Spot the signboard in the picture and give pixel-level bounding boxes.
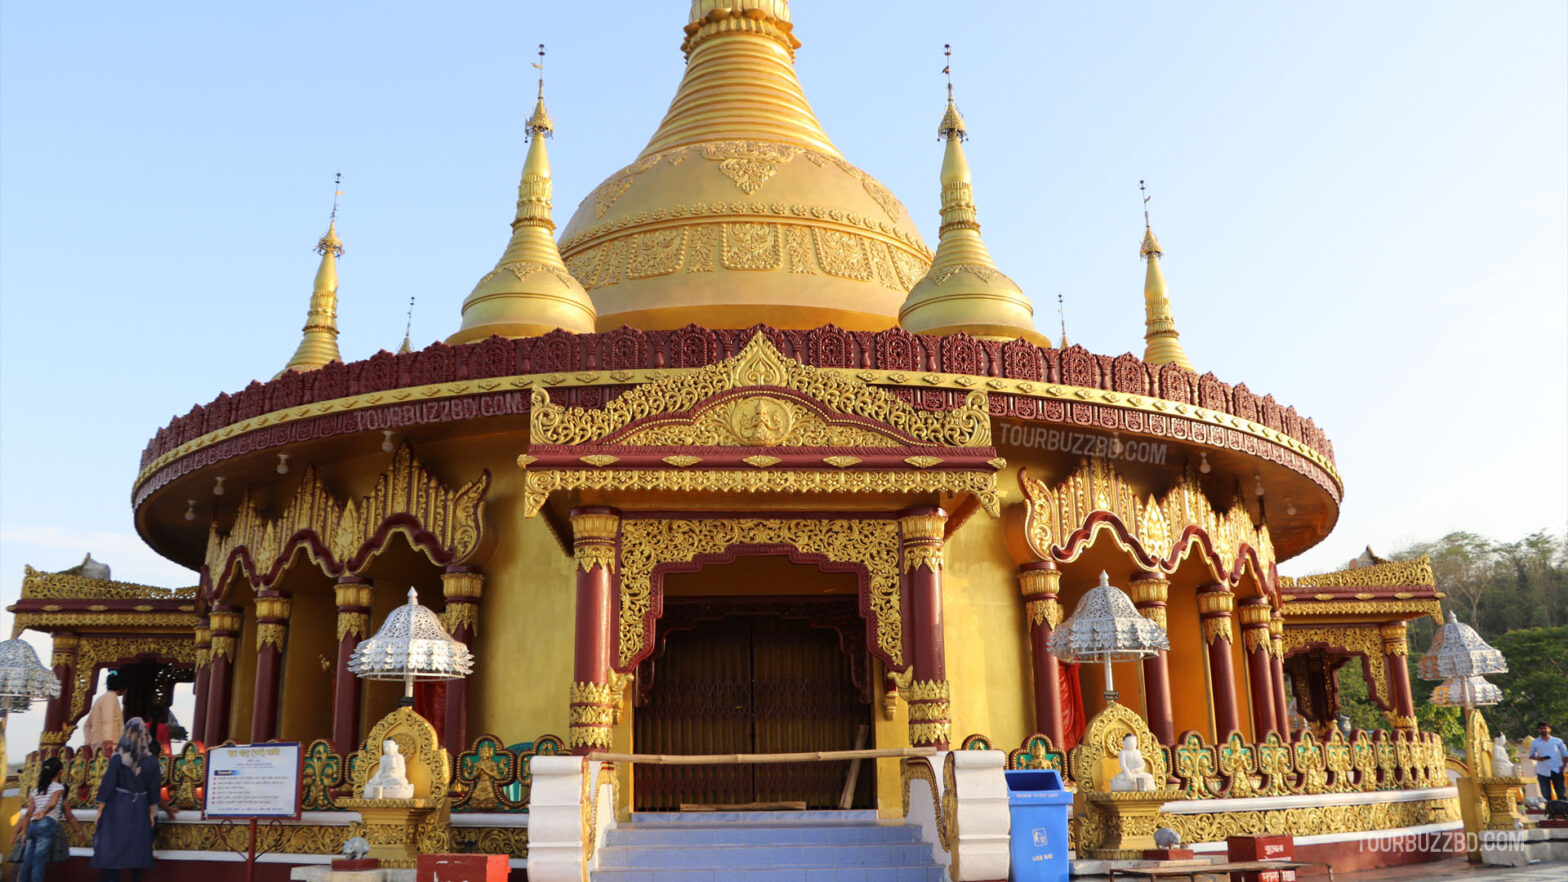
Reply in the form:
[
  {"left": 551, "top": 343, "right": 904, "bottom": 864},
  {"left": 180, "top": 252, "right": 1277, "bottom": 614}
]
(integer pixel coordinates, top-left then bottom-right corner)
[{"left": 204, "top": 742, "right": 303, "bottom": 820}]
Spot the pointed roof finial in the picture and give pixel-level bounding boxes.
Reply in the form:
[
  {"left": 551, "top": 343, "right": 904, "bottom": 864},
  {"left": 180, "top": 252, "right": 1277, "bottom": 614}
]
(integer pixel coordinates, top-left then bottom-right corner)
[
  {"left": 398, "top": 296, "right": 415, "bottom": 354},
  {"left": 526, "top": 44, "right": 554, "bottom": 139},
  {"left": 1058, "top": 293, "right": 1070, "bottom": 348},
  {"left": 448, "top": 51, "right": 594, "bottom": 344},
  {"left": 280, "top": 174, "right": 346, "bottom": 376},
  {"left": 938, "top": 43, "right": 966, "bottom": 141},
  {"left": 1138, "top": 179, "right": 1193, "bottom": 371},
  {"left": 900, "top": 49, "right": 1046, "bottom": 346}
]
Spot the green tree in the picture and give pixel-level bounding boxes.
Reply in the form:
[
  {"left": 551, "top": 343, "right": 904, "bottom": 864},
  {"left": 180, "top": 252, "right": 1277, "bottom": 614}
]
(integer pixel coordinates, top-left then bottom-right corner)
[{"left": 1487, "top": 625, "right": 1568, "bottom": 739}]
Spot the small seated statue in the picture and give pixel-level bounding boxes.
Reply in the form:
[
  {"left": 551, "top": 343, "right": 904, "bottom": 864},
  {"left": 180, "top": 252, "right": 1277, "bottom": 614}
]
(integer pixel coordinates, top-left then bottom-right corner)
[
  {"left": 1110, "top": 733, "right": 1158, "bottom": 792},
  {"left": 1493, "top": 735, "right": 1515, "bottom": 776},
  {"left": 363, "top": 739, "right": 415, "bottom": 799}
]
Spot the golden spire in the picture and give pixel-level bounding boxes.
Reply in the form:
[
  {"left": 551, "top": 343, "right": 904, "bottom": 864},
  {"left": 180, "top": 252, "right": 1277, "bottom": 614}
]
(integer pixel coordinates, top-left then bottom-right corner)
[
  {"left": 900, "top": 46, "right": 1047, "bottom": 346},
  {"left": 449, "top": 46, "right": 595, "bottom": 344},
  {"left": 641, "top": 1, "right": 832, "bottom": 156},
  {"left": 1139, "top": 180, "right": 1194, "bottom": 371},
  {"left": 280, "top": 174, "right": 345, "bottom": 376},
  {"left": 1058, "top": 293, "right": 1070, "bottom": 348},
  {"left": 397, "top": 297, "right": 414, "bottom": 354}
]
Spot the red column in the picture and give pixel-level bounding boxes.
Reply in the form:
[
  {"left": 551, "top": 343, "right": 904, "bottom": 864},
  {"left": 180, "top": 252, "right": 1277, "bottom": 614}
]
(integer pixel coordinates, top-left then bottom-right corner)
[
  {"left": 1130, "top": 573, "right": 1176, "bottom": 746},
  {"left": 901, "top": 507, "right": 950, "bottom": 750},
  {"left": 1270, "top": 613, "right": 1290, "bottom": 735},
  {"left": 1018, "top": 562, "right": 1065, "bottom": 748},
  {"left": 1238, "top": 599, "right": 1278, "bottom": 738},
  {"left": 249, "top": 593, "right": 291, "bottom": 742},
  {"left": 1197, "top": 583, "right": 1241, "bottom": 739},
  {"left": 442, "top": 568, "right": 483, "bottom": 751},
  {"left": 569, "top": 507, "right": 620, "bottom": 755},
  {"left": 40, "top": 634, "right": 78, "bottom": 754},
  {"left": 332, "top": 577, "right": 372, "bottom": 755},
  {"left": 1381, "top": 622, "right": 1417, "bottom": 731},
  {"left": 204, "top": 608, "right": 242, "bottom": 744},
  {"left": 190, "top": 623, "right": 211, "bottom": 745}
]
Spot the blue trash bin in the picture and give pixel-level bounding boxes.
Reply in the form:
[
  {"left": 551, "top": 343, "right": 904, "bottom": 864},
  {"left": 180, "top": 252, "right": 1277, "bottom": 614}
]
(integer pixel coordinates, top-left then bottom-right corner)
[{"left": 1005, "top": 768, "right": 1073, "bottom": 882}]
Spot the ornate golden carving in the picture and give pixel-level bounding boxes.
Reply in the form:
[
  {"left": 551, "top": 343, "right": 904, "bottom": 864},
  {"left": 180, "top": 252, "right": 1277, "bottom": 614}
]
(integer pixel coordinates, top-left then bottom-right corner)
[
  {"left": 1244, "top": 628, "right": 1272, "bottom": 657},
  {"left": 1019, "top": 461, "right": 1278, "bottom": 588},
  {"left": 663, "top": 454, "right": 702, "bottom": 467},
  {"left": 1281, "top": 626, "right": 1392, "bottom": 709},
  {"left": 1155, "top": 797, "right": 1459, "bottom": 846},
  {"left": 573, "top": 511, "right": 620, "bottom": 575},
  {"left": 523, "top": 467, "right": 1000, "bottom": 520},
  {"left": 909, "top": 722, "right": 952, "bottom": 746},
  {"left": 348, "top": 706, "right": 450, "bottom": 800},
  {"left": 899, "top": 510, "right": 946, "bottom": 574},
  {"left": 529, "top": 334, "right": 991, "bottom": 449},
  {"left": 334, "top": 582, "right": 372, "bottom": 609},
  {"left": 1278, "top": 556, "right": 1434, "bottom": 590},
  {"left": 742, "top": 454, "right": 782, "bottom": 468},
  {"left": 903, "top": 679, "right": 951, "bottom": 702},
  {"left": 1281, "top": 598, "right": 1444, "bottom": 622},
  {"left": 1026, "top": 599, "right": 1063, "bottom": 629},
  {"left": 255, "top": 595, "right": 291, "bottom": 620},
  {"left": 1379, "top": 621, "right": 1409, "bottom": 656},
  {"left": 257, "top": 623, "right": 287, "bottom": 650},
  {"left": 440, "top": 604, "right": 478, "bottom": 636},
  {"left": 823, "top": 455, "right": 861, "bottom": 468},
  {"left": 205, "top": 444, "right": 488, "bottom": 591},
  {"left": 18, "top": 566, "right": 198, "bottom": 600},
  {"left": 622, "top": 393, "right": 913, "bottom": 449},
  {"left": 1072, "top": 702, "right": 1169, "bottom": 791},
  {"left": 441, "top": 571, "right": 484, "bottom": 600},
  {"left": 580, "top": 454, "right": 620, "bottom": 467},
  {"left": 900, "top": 759, "right": 950, "bottom": 851},
  {"left": 337, "top": 611, "right": 369, "bottom": 642},
  {"left": 618, "top": 517, "right": 902, "bottom": 667}
]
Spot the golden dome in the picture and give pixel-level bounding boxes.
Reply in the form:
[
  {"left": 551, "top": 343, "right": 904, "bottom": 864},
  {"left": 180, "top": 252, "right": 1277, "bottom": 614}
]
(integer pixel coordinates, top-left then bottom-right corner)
[{"left": 557, "top": 0, "right": 932, "bottom": 332}]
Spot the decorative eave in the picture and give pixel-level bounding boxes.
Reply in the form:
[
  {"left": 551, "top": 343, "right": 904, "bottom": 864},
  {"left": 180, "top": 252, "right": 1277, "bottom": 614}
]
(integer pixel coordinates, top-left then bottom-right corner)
[
  {"left": 8, "top": 566, "right": 199, "bottom": 636},
  {"left": 1278, "top": 556, "right": 1443, "bottom": 623},
  {"left": 519, "top": 334, "right": 1003, "bottom": 519}
]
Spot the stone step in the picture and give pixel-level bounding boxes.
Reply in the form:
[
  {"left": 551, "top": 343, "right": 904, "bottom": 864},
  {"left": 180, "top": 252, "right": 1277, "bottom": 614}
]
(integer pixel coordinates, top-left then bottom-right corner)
[
  {"left": 607, "top": 823, "right": 922, "bottom": 846},
  {"left": 626, "top": 810, "right": 882, "bottom": 826},
  {"left": 598, "top": 841, "right": 935, "bottom": 869}
]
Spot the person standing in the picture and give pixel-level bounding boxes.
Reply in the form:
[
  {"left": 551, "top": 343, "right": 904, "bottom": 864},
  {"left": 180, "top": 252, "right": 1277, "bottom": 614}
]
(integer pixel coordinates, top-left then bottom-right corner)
[
  {"left": 1528, "top": 720, "right": 1567, "bottom": 802},
  {"left": 91, "top": 718, "right": 161, "bottom": 882},
  {"left": 10, "top": 757, "right": 84, "bottom": 882},
  {"left": 83, "top": 672, "right": 125, "bottom": 753}
]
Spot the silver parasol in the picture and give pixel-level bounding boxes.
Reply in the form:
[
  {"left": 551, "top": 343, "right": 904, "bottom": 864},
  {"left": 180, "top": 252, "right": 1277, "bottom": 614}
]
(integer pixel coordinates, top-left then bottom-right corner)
[
  {"left": 1418, "top": 611, "right": 1507, "bottom": 681},
  {"left": 348, "top": 587, "right": 474, "bottom": 705},
  {"left": 1047, "top": 571, "right": 1169, "bottom": 702},
  {"left": 0, "top": 637, "right": 60, "bottom": 714}
]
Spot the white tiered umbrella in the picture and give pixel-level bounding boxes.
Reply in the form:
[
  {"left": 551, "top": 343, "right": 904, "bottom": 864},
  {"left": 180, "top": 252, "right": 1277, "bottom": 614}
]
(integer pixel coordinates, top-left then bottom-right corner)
[
  {"left": 348, "top": 587, "right": 474, "bottom": 705},
  {"left": 1048, "top": 571, "right": 1169, "bottom": 703}
]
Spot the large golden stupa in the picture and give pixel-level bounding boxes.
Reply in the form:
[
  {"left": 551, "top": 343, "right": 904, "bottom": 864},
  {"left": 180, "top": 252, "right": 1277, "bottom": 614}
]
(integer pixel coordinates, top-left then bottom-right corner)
[{"left": 9, "top": 1, "right": 1483, "bottom": 876}]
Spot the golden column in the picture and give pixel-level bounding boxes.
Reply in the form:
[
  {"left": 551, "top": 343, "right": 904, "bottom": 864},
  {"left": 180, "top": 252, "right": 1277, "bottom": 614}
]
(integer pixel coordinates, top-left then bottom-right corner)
[
  {"left": 332, "top": 577, "right": 373, "bottom": 754},
  {"left": 441, "top": 569, "right": 484, "bottom": 749},
  {"left": 250, "top": 593, "right": 291, "bottom": 742},
  {"left": 1238, "top": 599, "right": 1279, "bottom": 737},
  {"left": 901, "top": 507, "right": 950, "bottom": 750},
  {"left": 190, "top": 623, "right": 211, "bottom": 745},
  {"left": 1196, "top": 584, "right": 1241, "bottom": 738},
  {"left": 1018, "top": 563, "right": 1065, "bottom": 748},
  {"left": 40, "top": 633, "right": 78, "bottom": 752},
  {"left": 1380, "top": 622, "right": 1417, "bottom": 731},
  {"left": 1129, "top": 572, "right": 1175, "bottom": 745},
  {"left": 204, "top": 608, "right": 243, "bottom": 745},
  {"left": 1269, "top": 611, "right": 1291, "bottom": 735},
  {"left": 569, "top": 508, "right": 620, "bottom": 754}
]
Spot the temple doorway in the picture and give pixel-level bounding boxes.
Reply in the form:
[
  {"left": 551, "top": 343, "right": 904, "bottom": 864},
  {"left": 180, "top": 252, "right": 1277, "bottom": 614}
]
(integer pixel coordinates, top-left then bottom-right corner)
[{"left": 633, "top": 602, "right": 875, "bottom": 811}]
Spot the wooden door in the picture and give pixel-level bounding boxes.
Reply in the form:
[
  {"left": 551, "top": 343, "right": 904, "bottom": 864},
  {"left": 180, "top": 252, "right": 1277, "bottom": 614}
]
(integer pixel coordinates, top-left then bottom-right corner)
[{"left": 634, "top": 614, "right": 870, "bottom": 811}]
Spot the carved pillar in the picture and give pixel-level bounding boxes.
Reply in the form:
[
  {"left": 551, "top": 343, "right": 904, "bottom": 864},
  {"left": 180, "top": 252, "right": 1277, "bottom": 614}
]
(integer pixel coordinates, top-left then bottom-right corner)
[
  {"left": 1018, "top": 562, "right": 1065, "bottom": 748},
  {"left": 901, "top": 507, "right": 950, "bottom": 750},
  {"left": 442, "top": 568, "right": 483, "bottom": 750},
  {"left": 1129, "top": 573, "right": 1176, "bottom": 746},
  {"left": 1197, "top": 583, "right": 1241, "bottom": 739},
  {"left": 40, "top": 634, "right": 78, "bottom": 752},
  {"left": 205, "top": 608, "right": 242, "bottom": 745},
  {"left": 1269, "top": 613, "right": 1290, "bottom": 735},
  {"left": 250, "top": 593, "right": 291, "bottom": 743},
  {"left": 569, "top": 507, "right": 619, "bottom": 755},
  {"left": 1380, "top": 622, "right": 1417, "bottom": 731},
  {"left": 332, "top": 577, "right": 372, "bottom": 755},
  {"left": 191, "top": 623, "right": 212, "bottom": 745},
  {"left": 1238, "top": 599, "right": 1278, "bottom": 738}
]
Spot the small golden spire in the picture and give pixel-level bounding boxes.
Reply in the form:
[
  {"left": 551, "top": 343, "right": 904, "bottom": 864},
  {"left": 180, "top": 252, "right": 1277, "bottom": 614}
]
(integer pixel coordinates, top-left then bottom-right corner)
[
  {"left": 900, "top": 46, "right": 1047, "bottom": 346},
  {"left": 398, "top": 296, "right": 414, "bottom": 354},
  {"left": 1139, "top": 180, "right": 1194, "bottom": 371},
  {"left": 449, "top": 46, "right": 595, "bottom": 344},
  {"left": 280, "top": 174, "right": 346, "bottom": 376},
  {"left": 1058, "top": 293, "right": 1070, "bottom": 348}
]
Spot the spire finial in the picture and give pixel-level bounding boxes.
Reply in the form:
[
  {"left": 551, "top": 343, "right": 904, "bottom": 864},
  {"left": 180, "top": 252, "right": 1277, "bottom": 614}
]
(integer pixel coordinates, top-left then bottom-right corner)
[
  {"left": 399, "top": 296, "right": 415, "bottom": 354},
  {"left": 938, "top": 44, "right": 966, "bottom": 141},
  {"left": 1139, "top": 179, "right": 1161, "bottom": 258},
  {"left": 1058, "top": 293, "right": 1070, "bottom": 348},
  {"left": 317, "top": 172, "right": 344, "bottom": 257},
  {"left": 1140, "top": 179, "right": 1151, "bottom": 230},
  {"left": 1138, "top": 179, "right": 1192, "bottom": 371},
  {"left": 526, "top": 44, "right": 554, "bottom": 139}
]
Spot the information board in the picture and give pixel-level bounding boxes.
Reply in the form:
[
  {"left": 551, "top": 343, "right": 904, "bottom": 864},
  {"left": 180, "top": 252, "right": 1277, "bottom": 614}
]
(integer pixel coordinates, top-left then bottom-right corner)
[{"left": 204, "top": 742, "right": 303, "bottom": 820}]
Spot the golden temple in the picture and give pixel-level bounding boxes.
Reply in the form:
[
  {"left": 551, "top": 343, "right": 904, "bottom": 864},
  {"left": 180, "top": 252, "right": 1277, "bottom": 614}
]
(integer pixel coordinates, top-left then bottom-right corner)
[{"left": 9, "top": 2, "right": 1513, "bottom": 878}]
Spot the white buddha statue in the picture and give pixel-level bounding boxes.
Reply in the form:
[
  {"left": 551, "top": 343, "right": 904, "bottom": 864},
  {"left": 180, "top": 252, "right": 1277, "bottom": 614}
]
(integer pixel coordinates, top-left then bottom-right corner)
[
  {"left": 1111, "top": 733, "right": 1158, "bottom": 792},
  {"left": 1493, "top": 735, "right": 1515, "bottom": 776},
  {"left": 363, "top": 739, "right": 415, "bottom": 799}
]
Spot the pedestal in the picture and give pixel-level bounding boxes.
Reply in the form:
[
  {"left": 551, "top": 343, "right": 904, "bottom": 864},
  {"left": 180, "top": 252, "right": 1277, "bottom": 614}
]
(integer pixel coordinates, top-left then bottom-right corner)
[
  {"left": 1476, "top": 776, "right": 1531, "bottom": 830},
  {"left": 1077, "top": 790, "right": 1185, "bottom": 859},
  {"left": 336, "top": 799, "right": 442, "bottom": 868}
]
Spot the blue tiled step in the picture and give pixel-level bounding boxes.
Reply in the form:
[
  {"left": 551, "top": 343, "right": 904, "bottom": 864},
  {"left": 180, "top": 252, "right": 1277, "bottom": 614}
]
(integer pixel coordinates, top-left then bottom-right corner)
[
  {"left": 593, "top": 869, "right": 945, "bottom": 882},
  {"left": 627, "top": 810, "right": 881, "bottom": 825},
  {"left": 600, "top": 841, "right": 934, "bottom": 868}
]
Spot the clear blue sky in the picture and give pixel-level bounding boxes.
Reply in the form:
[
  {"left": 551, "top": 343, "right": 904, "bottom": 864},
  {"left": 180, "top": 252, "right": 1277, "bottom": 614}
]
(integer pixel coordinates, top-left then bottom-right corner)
[{"left": 2, "top": 2, "right": 1564, "bottom": 751}]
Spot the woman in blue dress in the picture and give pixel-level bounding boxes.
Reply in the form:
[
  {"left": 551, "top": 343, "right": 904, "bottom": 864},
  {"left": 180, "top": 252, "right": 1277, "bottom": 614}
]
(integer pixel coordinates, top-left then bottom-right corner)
[{"left": 91, "top": 718, "right": 160, "bottom": 882}]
